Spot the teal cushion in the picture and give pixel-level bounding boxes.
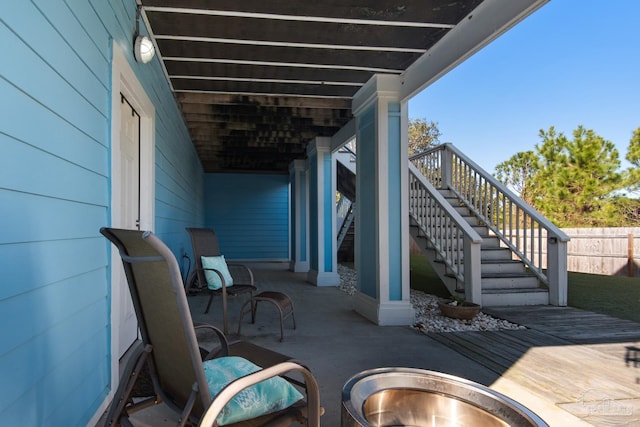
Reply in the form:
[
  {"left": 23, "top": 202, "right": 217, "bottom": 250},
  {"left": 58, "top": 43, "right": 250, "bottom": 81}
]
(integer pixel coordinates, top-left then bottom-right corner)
[
  {"left": 201, "top": 255, "right": 234, "bottom": 290},
  {"left": 203, "top": 356, "right": 304, "bottom": 425}
]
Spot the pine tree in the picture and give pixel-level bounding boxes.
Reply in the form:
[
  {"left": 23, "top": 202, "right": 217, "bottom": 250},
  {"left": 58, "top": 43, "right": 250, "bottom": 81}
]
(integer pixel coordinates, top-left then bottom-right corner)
[
  {"left": 624, "top": 127, "right": 640, "bottom": 194},
  {"left": 531, "top": 126, "right": 621, "bottom": 226},
  {"left": 408, "top": 118, "right": 441, "bottom": 155}
]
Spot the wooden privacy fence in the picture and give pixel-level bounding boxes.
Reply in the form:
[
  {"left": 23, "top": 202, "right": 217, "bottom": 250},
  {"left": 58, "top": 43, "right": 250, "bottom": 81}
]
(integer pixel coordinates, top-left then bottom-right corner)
[{"left": 503, "top": 227, "right": 640, "bottom": 278}]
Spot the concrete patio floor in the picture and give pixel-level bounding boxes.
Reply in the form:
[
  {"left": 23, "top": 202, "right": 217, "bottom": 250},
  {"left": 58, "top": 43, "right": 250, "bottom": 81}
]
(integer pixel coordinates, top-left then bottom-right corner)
[{"left": 122, "top": 262, "right": 640, "bottom": 426}]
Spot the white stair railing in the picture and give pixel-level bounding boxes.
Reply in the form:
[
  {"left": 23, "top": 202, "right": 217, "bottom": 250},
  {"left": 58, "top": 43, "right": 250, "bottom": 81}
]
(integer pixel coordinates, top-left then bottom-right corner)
[
  {"left": 337, "top": 195, "right": 354, "bottom": 248},
  {"left": 408, "top": 162, "right": 484, "bottom": 304},
  {"left": 411, "top": 143, "right": 569, "bottom": 306},
  {"left": 336, "top": 143, "right": 356, "bottom": 250}
]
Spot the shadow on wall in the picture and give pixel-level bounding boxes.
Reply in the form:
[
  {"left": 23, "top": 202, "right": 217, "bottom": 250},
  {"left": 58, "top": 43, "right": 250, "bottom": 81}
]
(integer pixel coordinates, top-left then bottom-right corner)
[{"left": 614, "top": 261, "right": 640, "bottom": 278}]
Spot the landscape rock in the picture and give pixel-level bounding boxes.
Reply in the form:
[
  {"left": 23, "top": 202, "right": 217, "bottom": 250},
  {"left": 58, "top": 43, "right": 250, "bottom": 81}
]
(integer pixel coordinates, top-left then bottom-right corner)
[{"left": 337, "top": 265, "right": 524, "bottom": 333}]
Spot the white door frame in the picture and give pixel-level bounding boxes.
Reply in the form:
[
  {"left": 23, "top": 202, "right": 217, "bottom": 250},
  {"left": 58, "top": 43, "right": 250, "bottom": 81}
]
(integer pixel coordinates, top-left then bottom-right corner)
[{"left": 107, "top": 40, "right": 155, "bottom": 404}]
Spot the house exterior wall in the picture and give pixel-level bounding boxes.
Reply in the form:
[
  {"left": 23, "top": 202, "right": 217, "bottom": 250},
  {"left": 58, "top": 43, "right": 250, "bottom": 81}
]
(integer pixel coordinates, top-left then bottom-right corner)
[
  {"left": 0, "top": 1, "right": 203, "bottom": 425},
  {"left": 204, "top": 173, "right": 289, "bottom": 260}
]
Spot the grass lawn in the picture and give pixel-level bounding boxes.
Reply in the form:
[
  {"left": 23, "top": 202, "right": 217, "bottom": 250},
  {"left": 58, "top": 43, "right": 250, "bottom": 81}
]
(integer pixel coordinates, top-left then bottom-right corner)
[
  {"left": 408, "top": 255, "right": 640, "bottom": 322},
  {"left": 567, "top": 271, "right": 640, "bottom": 323},
  {"left": 342, "top": 255, "right": 450, "bottom": 297},
  {"left": 409, "top": 255, "right": 451, "bottom": 298}
]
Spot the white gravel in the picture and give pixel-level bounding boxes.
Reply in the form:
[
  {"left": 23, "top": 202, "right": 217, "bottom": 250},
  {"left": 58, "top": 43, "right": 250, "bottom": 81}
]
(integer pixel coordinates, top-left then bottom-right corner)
[{"left": 337, "top": 264, "right": 525, "bottom": 333}]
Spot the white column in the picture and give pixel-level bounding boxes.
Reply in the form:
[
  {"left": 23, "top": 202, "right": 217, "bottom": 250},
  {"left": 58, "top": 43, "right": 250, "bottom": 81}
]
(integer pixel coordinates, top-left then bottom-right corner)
[
  {"left": 289, "top": 159, "right": 309, "bottom": 272},
  {"left": 352, "top": 75, "right": 415, "bottom": 325},
  {"left": 547, "top": 237, "right": 568, "bottom": 306},
  {"left": 306, "top": 137, "right": 340, "bottom": 286}
]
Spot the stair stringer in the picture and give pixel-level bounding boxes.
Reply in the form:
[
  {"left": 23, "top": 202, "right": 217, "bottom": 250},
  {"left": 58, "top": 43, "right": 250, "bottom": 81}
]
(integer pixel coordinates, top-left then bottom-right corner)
[{"left": 409, "top": 217, "right": 462, "bottom": 296}]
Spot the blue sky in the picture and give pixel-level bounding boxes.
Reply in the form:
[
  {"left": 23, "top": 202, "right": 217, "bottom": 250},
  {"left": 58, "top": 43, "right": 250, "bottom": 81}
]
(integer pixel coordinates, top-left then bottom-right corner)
[{"left": 409, "top": 0, "right": 640, "bottom": 173}]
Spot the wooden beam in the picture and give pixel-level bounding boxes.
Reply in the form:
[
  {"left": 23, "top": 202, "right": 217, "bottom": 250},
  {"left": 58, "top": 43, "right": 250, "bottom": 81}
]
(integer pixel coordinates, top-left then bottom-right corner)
[
  {"left": 143, "top": 0, "right": 481, "bottom": 26},
  {"left": 176, "top": 92, "right": 352, "bottom": 109}
]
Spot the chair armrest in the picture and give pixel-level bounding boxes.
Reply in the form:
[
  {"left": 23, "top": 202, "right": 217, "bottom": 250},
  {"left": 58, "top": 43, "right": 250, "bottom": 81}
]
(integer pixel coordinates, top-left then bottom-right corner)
[
  {"left": 194, "top": 323, "right": 230, "bottom": 359},
  {"left": 199, "top": 361, "right": 321, "bottom": 427},
  {"left": 200, "top": 264, "right": 254, "bottom": 288},
  {"left": 226, "top": 263, "right": 255, "bottom": 286},
  {"left": 199, "top": 268, "right": 232, "bottom": 300},
  {"left": 200, "top": 267, "right": 232, "bottom": 290}
]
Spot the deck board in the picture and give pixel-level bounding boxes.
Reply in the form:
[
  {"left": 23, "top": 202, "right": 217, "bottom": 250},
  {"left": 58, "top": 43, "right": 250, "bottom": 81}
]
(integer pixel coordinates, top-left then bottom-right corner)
[
  {"left": 428, "top": 306, "right": 640, "bottom": 426},
  {"left": 483, "top": 306, "right": 640, "bottom": 343},
  {"left": 428, "top": 332, "right": 523, "bottom": 373}
]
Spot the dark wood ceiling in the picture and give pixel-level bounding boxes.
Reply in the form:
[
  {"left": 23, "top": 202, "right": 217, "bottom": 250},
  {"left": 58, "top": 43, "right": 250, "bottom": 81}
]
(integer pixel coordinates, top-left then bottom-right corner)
[{"left": 138, "top": 0, "right": 492, "bottom": 173}]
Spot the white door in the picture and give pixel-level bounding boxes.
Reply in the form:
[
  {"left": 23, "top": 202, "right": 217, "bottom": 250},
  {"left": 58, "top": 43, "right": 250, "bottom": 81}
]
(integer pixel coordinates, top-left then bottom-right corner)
[{"left": 117, "top": 95, "right": 141, "bottom": 356}]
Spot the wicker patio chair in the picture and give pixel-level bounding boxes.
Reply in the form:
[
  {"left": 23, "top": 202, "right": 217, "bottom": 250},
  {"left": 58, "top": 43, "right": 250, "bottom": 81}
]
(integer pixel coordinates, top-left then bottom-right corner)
[
  {"left": 100, "top": 227, "right": 320, "bottom": 427},
  {"left": 186, "top": 227, "right": 296, "bottom": 341},
  {"left": 186, "top": 227, "right": 257, "bottom": 334}
]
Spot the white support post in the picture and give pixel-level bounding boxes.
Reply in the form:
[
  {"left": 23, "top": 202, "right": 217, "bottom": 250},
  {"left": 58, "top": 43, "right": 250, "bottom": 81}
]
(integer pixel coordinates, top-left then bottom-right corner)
[
  {"left": 289, "top": 159, "right": 309, "bottom": 273},
  {"left": 351, "top": 75, "right": 414, "bottom": 325},
  {"left": 441, "top": 143, "right": 453, "bottom": 190},
  {"left": 547, "top": 237, "right": 568, "bottom": 306},
  {"left": 464, "top": 238, "right": 483, "bottom": 305},
  {"left": 307, "top": 138, "right": 340, "bottom": 286}
]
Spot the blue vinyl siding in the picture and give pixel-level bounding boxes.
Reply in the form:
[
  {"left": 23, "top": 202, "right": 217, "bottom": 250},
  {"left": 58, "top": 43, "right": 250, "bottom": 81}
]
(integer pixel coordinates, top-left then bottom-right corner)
[
  {"left": 0, "top": 1, "right": 203, "bottom": 426},
  {"left": 204, "top": 174, "right": 290, "bottom": 260}
]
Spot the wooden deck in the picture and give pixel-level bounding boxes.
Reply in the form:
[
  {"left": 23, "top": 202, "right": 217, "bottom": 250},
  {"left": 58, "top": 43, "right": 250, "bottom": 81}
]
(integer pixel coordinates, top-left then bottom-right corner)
[
  {"left": 485, "top": 306, "right": 640, "bottom": 344},
  {"left": 428, "top": 306, "right": 640, "bottom": 426}
]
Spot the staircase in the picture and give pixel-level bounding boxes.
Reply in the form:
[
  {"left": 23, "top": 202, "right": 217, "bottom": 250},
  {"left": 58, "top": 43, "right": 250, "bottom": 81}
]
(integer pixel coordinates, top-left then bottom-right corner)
[
  {"left": 336, "top": 147, "right": 356, "bottom": 263},
  {"left": 337, "top": 195, "right": 355, "bottom": 262},
  {"left": 337, "top": 142, "right": 569, "bottom": 307},
  {"left": 410, "top": 187, "right": 548, "bottom": 306}
]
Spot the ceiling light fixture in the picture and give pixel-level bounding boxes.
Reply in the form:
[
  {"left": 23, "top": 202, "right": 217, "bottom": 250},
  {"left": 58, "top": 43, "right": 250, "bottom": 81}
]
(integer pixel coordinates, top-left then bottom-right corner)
[{"left": 134, "top": 6, "right": 155, "bottom": 63}]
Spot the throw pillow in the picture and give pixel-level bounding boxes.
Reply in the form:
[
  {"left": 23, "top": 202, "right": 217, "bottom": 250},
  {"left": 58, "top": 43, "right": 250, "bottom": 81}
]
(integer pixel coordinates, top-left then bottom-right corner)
[
  {"left": 201, "top": 255, "right": 234, "bottom": 290},
  {"left": 203, "top": 356, "right": 304, "bottom": 425}
]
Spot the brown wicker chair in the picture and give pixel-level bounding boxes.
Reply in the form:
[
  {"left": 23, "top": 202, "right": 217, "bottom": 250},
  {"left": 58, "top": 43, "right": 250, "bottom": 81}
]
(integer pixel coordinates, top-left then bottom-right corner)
[
  {"left": 186, "top": 227, "right": 257, "bottom": 334},
  {"left": 100, "top": 228, "right": 320, "bottom": 427},
  {"left": 186, "top": 228, "right": 296, "bottom": 341}
]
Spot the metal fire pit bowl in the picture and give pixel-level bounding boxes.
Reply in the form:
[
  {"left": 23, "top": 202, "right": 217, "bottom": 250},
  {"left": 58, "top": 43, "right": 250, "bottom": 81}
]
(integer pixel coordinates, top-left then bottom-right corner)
[{"left": 341, "top": 368, "right": 548, "bottom": 427}]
